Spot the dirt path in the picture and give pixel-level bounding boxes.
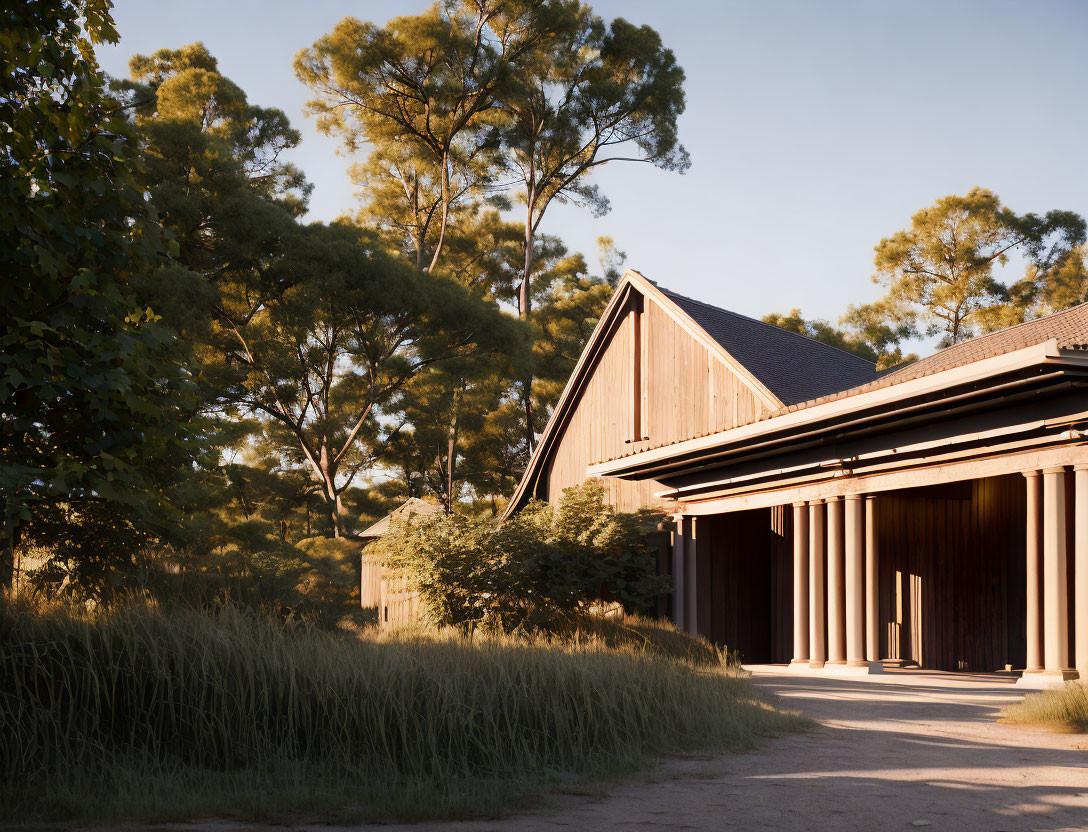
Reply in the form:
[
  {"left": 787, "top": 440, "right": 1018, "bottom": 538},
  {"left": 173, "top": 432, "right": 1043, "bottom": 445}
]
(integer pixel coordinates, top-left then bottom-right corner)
[{"left": 368, "top": 669, "right": 1088, "bottom": 832}]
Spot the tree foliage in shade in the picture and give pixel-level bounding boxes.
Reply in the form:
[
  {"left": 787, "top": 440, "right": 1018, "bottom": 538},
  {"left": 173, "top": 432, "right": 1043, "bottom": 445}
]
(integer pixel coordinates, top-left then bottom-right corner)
[
  {"left": 0, "top": 1, "right": 202, "bottom": 594},
  {"left": 115, "top": 42, "right": 311, "bottom": 361},
  {"left": 220, "top": 221, "right": 524, "bottom": 536},
  {"left": 870, "top": 188, "right": 1086, "bottom": 345}
]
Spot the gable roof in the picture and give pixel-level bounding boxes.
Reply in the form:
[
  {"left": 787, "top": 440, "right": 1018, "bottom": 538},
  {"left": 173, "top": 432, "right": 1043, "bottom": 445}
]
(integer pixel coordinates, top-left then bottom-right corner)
[
  {"left": 503, "top": 269, "right": 883, "bottom": 517},
  {"left": 658, "top": 287, "right": 881, "bottom": 406},
  {"left": 776, "top": 301, "right": 1088, "bottom": 415},
  {"left": 359, "top": 497, "right": 443, "bottom": 540}
]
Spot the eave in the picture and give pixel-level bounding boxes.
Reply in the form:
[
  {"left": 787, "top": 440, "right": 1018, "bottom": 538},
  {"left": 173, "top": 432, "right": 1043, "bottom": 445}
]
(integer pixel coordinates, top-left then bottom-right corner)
[{"left": 587, "top": 340, "right": 1088, "bottom": 484}]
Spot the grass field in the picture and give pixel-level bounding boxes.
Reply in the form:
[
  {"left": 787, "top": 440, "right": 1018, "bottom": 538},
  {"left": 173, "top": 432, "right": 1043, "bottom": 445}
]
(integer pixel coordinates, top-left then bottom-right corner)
[
  {"left": 1000, "top": 682, "right": 1088, "bottom": 733},
  {"left": 0, "top": 597, "right": 807, "bottom": 824}
]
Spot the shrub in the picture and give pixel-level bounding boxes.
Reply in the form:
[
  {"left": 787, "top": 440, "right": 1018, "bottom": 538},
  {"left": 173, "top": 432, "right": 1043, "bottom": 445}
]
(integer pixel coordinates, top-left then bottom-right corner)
[
  {"left": 379, "top": 482, "right": 670, "bottom": 630},
  {"left": 294, "top": 536, "right": 362, "bottom": 606}
]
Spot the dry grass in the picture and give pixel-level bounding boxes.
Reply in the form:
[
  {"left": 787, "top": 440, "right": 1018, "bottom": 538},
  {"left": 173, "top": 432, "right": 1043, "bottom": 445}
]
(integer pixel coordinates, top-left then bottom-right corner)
[
  {"left": 1000, "top": 682, "right": 1088, "bottom": 733},
  {"left": 0, "top": 597, "right": 807, "bottom": 824}
]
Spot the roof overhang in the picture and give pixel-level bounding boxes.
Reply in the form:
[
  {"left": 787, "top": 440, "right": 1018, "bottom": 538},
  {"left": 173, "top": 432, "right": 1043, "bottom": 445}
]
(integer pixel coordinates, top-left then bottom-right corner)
[{"left": 587, "top": 339, "right": 1088, "bottom": 484}]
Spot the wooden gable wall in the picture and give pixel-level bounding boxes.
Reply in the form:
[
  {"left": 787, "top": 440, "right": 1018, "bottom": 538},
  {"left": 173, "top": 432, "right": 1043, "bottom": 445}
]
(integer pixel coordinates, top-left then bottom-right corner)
[{"left": 541, "top": 291, "right": 773, "bottom": 512}]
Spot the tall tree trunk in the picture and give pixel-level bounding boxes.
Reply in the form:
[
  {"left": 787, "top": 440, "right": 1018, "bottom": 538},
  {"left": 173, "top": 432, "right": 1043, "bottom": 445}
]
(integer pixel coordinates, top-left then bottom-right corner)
[
  {"left": 521, "top": 203, "right": 536, "bottom": 456},
  {"left": 0, "top": 498, "right": 20, "bottom": 591},
  {"left": 316, "top": 446, "right": 343, "bottom": 538},
  {"left": 427, "top": 150, "right": 451, "bottom": 273},
  {"left": 446, "top": 383, "right": 462, "bottom": 513},
  {"left": 1, "top": 528, "right": 15, "bottom": 593}
]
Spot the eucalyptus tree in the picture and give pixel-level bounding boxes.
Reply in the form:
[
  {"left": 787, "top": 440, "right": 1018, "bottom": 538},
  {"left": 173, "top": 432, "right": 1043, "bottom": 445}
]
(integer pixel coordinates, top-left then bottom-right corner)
[
  {"left": 298, "top": 2, "right": 689, "bottom": 460},
  {"left": 496, "top": 14, "right": 688, "bottom": 320},
  {"left": 872, "top": 188, "right": 1085, "bottom": 344},
  {"left": 492, "top": 10, "right": 688, "bottom": 450},
  {"left": 295, "top": 1, "right": 579, "bottom": 272}
]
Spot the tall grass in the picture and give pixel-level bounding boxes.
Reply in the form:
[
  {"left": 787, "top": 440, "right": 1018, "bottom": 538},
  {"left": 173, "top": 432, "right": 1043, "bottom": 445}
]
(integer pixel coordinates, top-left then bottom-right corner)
[
  {"left": 1000, "top": 682, "right": 1088, "bottom": 733},
  {"left": 0, "top": 598, "right": 806, "bottom": 823}
]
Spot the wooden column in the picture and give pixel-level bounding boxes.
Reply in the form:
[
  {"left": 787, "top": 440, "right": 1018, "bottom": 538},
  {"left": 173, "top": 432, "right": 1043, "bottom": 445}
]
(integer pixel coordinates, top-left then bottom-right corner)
[
  {"left": 672, "top": 516, "right": 685, "bottom": 631},
  {"left": 1076, "top": 465, "right": 1088, "bottom": 681},
  {"left": 808, "top": 500, "right": 826, "bottom": 668},
  {"left": 1042, "top": 466, "right": 1070, "bottom": 677},
  {"left": 864, "top": 495, "right": 879, "bottom": 663},
  {"left": 845, "top": 495, "right": 866, "bottom": 667},
  {"left": 826, "top": 496, "right": 846, "bottom": 665},
  {"left": 1024, "top": 470, "right": 1043, "bottom": 674},
  {"left": 684, "top": 515, "right": 698, "bottom": 636},
  {"left": 791, "top": 502, "right": 810, "bottom": 665}
]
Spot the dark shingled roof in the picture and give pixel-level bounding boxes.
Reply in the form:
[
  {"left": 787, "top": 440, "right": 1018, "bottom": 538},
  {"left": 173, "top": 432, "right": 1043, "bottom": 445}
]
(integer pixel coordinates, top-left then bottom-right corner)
[
  {"left": 775, "top": 301, "right": 1088, "bottom": 415},
  {"left": 658, "top": 286, "right": 882, "bottom": 406}
]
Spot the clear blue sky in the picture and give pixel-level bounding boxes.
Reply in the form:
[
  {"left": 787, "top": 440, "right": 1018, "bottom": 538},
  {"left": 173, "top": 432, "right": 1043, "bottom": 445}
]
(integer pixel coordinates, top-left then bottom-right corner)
[{"left": 98, "top": 0, "right": 1088, "bottom": 351}]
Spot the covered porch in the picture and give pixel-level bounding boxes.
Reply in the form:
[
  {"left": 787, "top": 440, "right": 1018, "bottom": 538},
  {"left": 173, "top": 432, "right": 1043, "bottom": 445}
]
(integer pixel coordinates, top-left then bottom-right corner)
[
  {"left": 591, "top": 338, "right": 1088, "bottom": 685},
  {"left": 670, "top": 454, "right": 1087, "bottom": 684}
]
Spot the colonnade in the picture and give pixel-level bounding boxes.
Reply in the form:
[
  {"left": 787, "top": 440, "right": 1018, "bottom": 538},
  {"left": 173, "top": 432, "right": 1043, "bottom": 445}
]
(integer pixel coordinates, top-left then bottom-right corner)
[
  {"left": 790, "top": 496, "right": 878, "bottom": 669},
  {"left": 672, "top": 469, "right": 1087, "bottom": 680}
]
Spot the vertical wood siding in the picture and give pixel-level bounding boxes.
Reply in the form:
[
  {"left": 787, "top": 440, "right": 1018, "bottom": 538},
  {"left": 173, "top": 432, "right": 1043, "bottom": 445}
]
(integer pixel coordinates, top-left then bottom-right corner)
[
  {"left": 876, "top": 475, "right": 1028, "bottom": 672},
  {"left": 694, "top": 508, "right": 793, "bottom": 664},
  {"left": 543, "top": 294, "right": 771, "bottom": 511}
]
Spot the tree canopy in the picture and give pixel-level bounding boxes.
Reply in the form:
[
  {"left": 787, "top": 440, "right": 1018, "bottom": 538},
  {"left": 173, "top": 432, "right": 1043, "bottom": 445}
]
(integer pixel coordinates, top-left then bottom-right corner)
[
  {"left": 1, "top": 1, "right": 202, "bottom": 594},
  {"left": 871, "top": 187, "right": 1086, "bottom": 345}
]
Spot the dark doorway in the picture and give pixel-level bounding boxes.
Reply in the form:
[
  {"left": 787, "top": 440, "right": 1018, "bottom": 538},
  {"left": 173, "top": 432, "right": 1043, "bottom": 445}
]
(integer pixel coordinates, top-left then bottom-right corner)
[
  {"left": 876, "top": 474, "right": 1027, "bottom": 672},
  {"left": 697, "top": 507, "right": 793, "bottom": 664}
]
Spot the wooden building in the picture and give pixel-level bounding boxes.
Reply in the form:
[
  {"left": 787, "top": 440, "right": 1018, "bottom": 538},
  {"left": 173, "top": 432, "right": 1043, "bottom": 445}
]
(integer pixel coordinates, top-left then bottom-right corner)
[{"left": 508, "top": 269, "right": 1088, "bottom": 685}]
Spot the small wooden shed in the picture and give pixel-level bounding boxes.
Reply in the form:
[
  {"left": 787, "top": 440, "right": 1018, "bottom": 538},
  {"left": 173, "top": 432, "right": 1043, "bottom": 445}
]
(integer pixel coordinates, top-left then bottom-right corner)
[{"left": 358, "top": 498, "right": 443, "bottom": 621}]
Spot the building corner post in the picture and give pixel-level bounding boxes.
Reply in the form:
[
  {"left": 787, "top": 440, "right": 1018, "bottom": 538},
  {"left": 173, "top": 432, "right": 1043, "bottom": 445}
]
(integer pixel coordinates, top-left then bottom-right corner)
[
  {"left": 791, "top": 502, "right": 810, "bottom": 665},
  {"left": 1074, "top": 465, "right": 1088, "bottom": 681},
  {"left": 684, "top": 515, "right": 698, "bottom": 636},
  {"left": 671, "top": 514, "right": 685, "bottom": 631}
]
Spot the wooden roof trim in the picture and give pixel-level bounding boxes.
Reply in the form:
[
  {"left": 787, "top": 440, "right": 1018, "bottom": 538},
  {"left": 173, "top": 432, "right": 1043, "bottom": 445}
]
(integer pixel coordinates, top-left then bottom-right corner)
[
  {"left": 587, "top": 339, "right": 1066, "bottom": 478},
  {"left": 626, "top": 270, "right": 783, "bottom": 411}
]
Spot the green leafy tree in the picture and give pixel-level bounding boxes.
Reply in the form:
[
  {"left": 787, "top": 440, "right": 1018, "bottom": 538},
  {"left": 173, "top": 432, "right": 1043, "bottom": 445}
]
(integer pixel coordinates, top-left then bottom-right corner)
[
  {"left": 295, "top": 1, "right": 571, "bottom": 271},
  {"left": 221, "top": 221, "right": 523, "bottom": 536},
  {"left": 871, "top": 188, "right": 1085, "bottom": 344},
  {"left": 1, "top": 2, "right": 201, "bottom": 594}
]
